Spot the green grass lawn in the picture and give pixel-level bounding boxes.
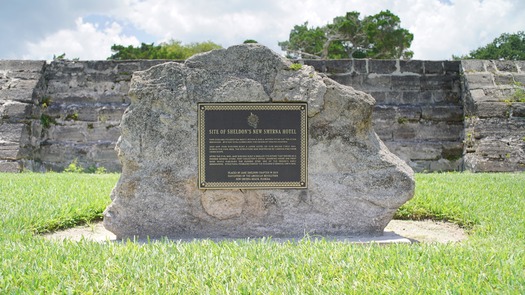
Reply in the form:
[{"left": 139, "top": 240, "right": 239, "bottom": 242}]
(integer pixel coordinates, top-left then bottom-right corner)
[{"left": 1, "top": 172, "right": 524, "bottom": 294}]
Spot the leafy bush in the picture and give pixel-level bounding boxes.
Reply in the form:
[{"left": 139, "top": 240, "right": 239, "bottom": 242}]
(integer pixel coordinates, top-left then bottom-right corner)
[{"left": 63, "top": 158, "right": 84, "bottom": 173}]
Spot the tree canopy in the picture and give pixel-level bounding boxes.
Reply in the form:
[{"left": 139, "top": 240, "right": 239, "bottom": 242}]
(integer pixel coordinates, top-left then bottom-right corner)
[
  {"left": 108, "top": 40, "right": 222, "bottom": 60},
  {"left": 279, "top": 10, "right": 414, "bottom": 60},
  {"left": 454, "top": 31, "right": 525, "bottom": 60}
]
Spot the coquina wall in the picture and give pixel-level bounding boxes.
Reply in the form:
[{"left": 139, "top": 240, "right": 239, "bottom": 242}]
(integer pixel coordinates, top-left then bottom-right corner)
[
  {"left": 303, "top": 59, "right": 464, "bottom": 171},
  {"left": 461, "top": 60, "right": 525, "bottom": 172},
  {"left": 1, "top": 58, "right": 524, "bottom": 172},
  {"left": 1, "top": 60, "right": 168, "bottom": 172}
]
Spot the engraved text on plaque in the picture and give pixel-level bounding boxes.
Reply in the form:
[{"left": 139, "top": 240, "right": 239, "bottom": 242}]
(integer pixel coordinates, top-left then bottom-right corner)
[{"left": 198, "top": 103, "right": 308, "bottom": 189}]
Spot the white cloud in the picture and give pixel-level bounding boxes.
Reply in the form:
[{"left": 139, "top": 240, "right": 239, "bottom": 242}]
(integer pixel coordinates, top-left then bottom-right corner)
[
  {"left": 111, "top": 0, "right": 525, "bottom": 60},
  {"left": 3, "top": 0, "right": 525, "bottom": 60},
  {"left": 398, "top": 0, "right": 525, "bottom": 59},
  {"left": 23, "top": 17, "right": 140, "bottom": 60}
]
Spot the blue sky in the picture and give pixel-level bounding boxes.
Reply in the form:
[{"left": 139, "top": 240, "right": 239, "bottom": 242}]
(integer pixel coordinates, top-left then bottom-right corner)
[{"left": 1, "top": 0, "right": 524, "bottom": 60}]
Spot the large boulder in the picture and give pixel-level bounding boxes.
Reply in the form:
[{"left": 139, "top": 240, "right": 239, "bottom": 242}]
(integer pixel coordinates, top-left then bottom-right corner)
[{"left": 103, "top": 44, "right": 414, "bottom": 239}]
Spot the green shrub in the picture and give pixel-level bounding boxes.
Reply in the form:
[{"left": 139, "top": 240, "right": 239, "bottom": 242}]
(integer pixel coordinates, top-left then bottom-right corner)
[
  {"left": 289, "top": 63, "right": 303, "bottom": 71},
  {"left": 95, "top": 167, "right": 107, "bottom": 174},
  {"left": 40, "top": 114, "right": 56, "bottom": 128},
  {"left": 64, "top": 158, "right": 84, "bottom": 173}
]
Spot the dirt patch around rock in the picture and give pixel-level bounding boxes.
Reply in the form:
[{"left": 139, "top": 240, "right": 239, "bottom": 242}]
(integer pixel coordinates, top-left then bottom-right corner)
[
  {"left": 43, "top": 222, "right": 116, "bottom": 242},
  {"left": 43, "top": 219, "right": 467, "bottom": 244},
  {"left": 385, "top": 220, "right": 467, "bottom": 243}
]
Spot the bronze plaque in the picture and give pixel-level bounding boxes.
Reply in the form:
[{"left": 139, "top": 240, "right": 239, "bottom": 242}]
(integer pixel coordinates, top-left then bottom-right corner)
[{"left": 198, "top": 103, "right": 308, "bottom": 189}]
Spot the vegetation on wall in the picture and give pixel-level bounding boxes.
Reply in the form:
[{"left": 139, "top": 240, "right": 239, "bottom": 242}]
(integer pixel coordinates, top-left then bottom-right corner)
[
  {"left": 278, "top": 10, "right": 414, "bottom": 59},
  {"left": 108, "top": 40, "right": 222, "bottom": 60}
]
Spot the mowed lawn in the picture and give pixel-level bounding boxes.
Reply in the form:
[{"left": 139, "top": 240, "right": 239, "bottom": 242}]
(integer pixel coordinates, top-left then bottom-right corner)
[{"left": 1, "top": 172, "right": 524, "bottom": 294}]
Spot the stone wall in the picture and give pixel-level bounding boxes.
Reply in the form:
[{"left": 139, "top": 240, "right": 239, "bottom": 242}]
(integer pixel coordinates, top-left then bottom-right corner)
[
  {"left": 0, "top": 60, "right": 45, "bottom": 172},
  {"left": 462, "top": 60, "right": 525, "bottom": 172},
  {"left": 34, "top": 60, "right": 168, "bottom": 172},
  {"left": 303, "top": 59, "right": 464, "bottom": 172},
  {"left": 1, "top": 58, "right": 523, "bottom": 173}
]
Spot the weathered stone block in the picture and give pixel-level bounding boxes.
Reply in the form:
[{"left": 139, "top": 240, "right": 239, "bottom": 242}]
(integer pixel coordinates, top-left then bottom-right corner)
[
  {"left": 391, "top": 75, "right": 420, "bottom": 91},
  {"left": 421, "top": 91, "right": 436, "bottom": 104},
  {"left": 396, "top": 105, "right": 422, "bottom": 121},
  {"left": 0, "top": 79, "right": 40, "bottom": 103},
  {"left": 383, "top": 91, "right": 403, "bottom": 104},
  {"left": 494, "top": 73, "right": 515, "bottom": 85},
  {"left": 1, "top": 101, "right": 32, "bottom": 118},
  {"left": 476, "top": 102, "right": 510, "bottom": 118},
  {"left": 0, "top": 160, "right": 20, "bottom": 172},
  {"left": 441, "top": 142, "right": 464, "bottom": 161},
  {"left": 515, "top": 61, "right": 525, "bottom": 72},
  {"left": 352, "top": 59, "right": 368, "bottom": 74},
  {"left": 368, "top": 92, "right": 387, "bottom": 104},
  {"left": 473, "top": 118, "right": 525, "bottom": 138},
  {"left": 399, "top": 60, "right": 424, "bottom": 75},
  {"left": 103, "top": 45, "right": 414, "bottom": 239},
  {"left": 47, "top": 125, "right": 86, "bottom": 142},
  {"left": 421, "top": 75, "right": 456, "bottom": 91},
  {"left": 400, "top": 91, "right": 421, "bottom": 104},
  {"left": 85, "top": 123, "right": 120, "bottom": 142},
  {"left": 422, "top": 122, "right": 464, "bottom": 141},
  {"left": 0, "top": 123, "right": 24, "bottom": 142},
  {"left": 461, "top": 60, "right": 485, "bottom": 72},
  {"left": 372, "top": 123, "right": 393, "bottom": 140},
  {"left": 385, "top": 141, "right": 443, "bottom": 161},
  {"left": 513, "top": 74, "right": 525, "bottom": 85},
  {"left": 479, "top": 88, "right": 510, "bottom": 102},
  {"left": 424, "top": 61, "right": 445, "bottom": 74},
  {"left": 465, "top": 73, "right": 494, "bottom": 89},
  {"left": 512, "top": 103, "right": 525, "bottom": 117},
  {"left": 363, "top": 75, "right": 391, "bottom": 91},
  {"left": 373, "top": 105, "right": 396, "bottom": 122},
  {"left": 302, "top": 60, "right": 326, "bottom": 73},
  {"left": 368, "top": 60, "right": 397, "bottom": 74},
  {"left": 38, "top": 142, "right": 75, "bottom": 163},
  {"left": 410, "top": 161, "right": 431, "bottom": 172},
  {"left": 321, "top": 60, "right": 353, "bottom": 74},
  {"left": 421, "top": 105, "right": 463, "bottom": 122},
  {"left": 469, "top": 88, "right": 487, "bottom": 100},
  {"left": 429, "top": 158, "right": 462, "bottom": 172},
  {"left": 485, "top": 61, "right": 498, "bottom": 73},
  {"left": 443, "top": 61, "right": 461, "bottom": 74},
  {"left": 494, "top": 60, "right": 518, "bottom": 72},
  {"left": 97, "top": 105, "right": 127, "bottom": 122},
  {"left": 392, "top": 123, "right": 417, "bottom": 140},
  {"left": 393, "top": 121, "right": 462, "bottom": 141},
  {"left": 330, "top": 73, "right": 364, "bottom": 90},
  {"left": 0, "top": 142, "right": 19, "bottom": 159},
  {"left": 374, "top": 105, "right": 418, "bottom": 123},
  {"left": 0, "top": 60, "right": 45, "bottom": 73}
]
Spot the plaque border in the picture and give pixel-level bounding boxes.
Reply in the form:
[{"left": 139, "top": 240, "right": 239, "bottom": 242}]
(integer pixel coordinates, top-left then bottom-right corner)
[{"left": 198, "top": 102, "right": 308, "bottom": 189}]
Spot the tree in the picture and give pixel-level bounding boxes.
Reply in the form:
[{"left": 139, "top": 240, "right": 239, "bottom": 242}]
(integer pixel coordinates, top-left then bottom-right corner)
[
  {"left": 279, "top": 10, "right": 414, "bottom": 59},
  {"left": 108, "top": 40, "right": 222, "bottom": 60},
  {"left": 455, "top": 31, "right": 525, "bottom": 60}
]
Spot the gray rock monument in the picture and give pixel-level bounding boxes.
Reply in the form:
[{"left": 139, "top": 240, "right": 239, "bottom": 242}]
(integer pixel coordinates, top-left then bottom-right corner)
[{"left": 103, "top": 44, "right": 414, "bottom": 239}]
